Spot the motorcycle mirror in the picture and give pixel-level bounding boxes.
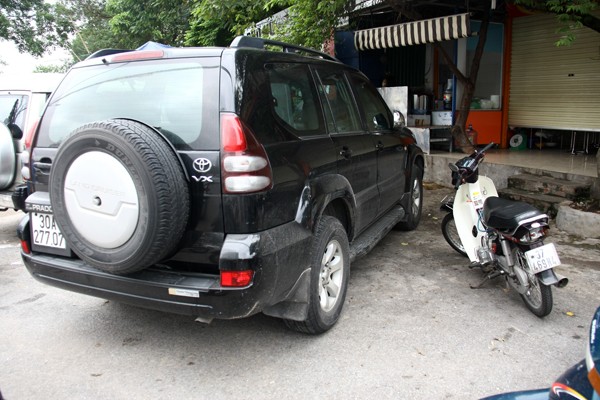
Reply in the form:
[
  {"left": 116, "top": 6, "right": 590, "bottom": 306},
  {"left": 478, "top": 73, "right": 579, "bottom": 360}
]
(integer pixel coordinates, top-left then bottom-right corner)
[
  {"left": 586, "top": 306, "right": 600, "bottom": 394},
  {"left": 448, "top": 163, "right": 459, "bottom": 172}
]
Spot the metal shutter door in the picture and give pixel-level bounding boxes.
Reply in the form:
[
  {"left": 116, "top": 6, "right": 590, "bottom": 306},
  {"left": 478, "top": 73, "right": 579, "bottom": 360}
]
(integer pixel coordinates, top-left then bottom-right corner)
[{"left": 509, "top": 13, "right": 600, "bottom": 132}]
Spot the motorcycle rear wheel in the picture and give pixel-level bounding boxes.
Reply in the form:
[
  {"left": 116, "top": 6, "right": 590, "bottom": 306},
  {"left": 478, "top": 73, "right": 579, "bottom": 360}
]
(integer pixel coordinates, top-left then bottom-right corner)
[
  {"left": 441, "top": 213, "right": 467, "bottom": 257},
  {"left": 515, "top": 249, "right": 553, "bottom": 317}
]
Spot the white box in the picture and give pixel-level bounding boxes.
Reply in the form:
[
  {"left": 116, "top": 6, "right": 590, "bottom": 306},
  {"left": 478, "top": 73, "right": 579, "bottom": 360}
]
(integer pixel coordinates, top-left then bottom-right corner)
[
  {"left": 432, "top": 111, "right": 453, "bottom": 126},
  {"left": 408, "top": 114, "right": 431, "bottom": 127}
]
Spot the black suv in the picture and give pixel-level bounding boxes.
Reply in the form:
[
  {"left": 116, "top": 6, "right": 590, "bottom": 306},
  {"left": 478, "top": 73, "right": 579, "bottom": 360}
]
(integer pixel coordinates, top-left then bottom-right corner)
[{"left": 18, "top": 36, "right": 424, "bottom": 334}]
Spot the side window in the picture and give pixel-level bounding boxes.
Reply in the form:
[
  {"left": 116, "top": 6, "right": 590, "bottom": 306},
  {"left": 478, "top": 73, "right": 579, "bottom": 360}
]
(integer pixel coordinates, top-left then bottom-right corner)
[
  {"left": 314, "top": 68, "right": 362, "bottom": 134},
  {"left": 349, "top": 73, "right": 393, "bottom": 132},
  {"left": 266, "top": 63, "right": 323, "bottom": 135}
]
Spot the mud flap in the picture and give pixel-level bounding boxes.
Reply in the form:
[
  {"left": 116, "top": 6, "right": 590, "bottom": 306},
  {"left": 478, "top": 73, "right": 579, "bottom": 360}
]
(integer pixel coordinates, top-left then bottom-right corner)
[{"left": 262, "top": 268, "right": 311, "bottom": 321}]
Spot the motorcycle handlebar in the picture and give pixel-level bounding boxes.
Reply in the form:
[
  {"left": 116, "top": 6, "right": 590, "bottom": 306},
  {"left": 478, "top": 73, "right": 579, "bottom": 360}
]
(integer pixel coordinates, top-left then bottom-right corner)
[
  {"left": 451, "top": 142, "right": 495, "bottom": 190},
  {"left": 471, "top": 142, "right": 495, "bottom": 160}
]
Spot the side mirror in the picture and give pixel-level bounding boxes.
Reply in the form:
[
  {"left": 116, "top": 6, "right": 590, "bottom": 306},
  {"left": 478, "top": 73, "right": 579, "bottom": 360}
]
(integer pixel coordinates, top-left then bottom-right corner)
[{"left": 392, "top": 110, "right": 405, "bottom": 129}]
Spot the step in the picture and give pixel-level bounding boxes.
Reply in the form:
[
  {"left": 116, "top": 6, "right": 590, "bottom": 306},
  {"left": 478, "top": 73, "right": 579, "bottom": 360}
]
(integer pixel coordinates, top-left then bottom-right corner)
[
  {"left": 498, "top": 187, "right": 567, "bottom": 218},
  {"left": 349, "top": 205, "right": 405, "bottom": 262},
  {"left": 508, "top": 173, "right": 590, "bottom": 200}
]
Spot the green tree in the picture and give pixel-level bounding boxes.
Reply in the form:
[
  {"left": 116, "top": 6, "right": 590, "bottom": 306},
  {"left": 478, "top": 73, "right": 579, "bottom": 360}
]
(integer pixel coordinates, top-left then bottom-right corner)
[
  {"left": 512, "top": 0, "right": 599, "bottom": 45},
  {"left": 0, "top": 0, "right": 74, "bottom": 56},
  {"left": 33, "top": 62, "right": 71, "bottom": 73},
  {"left": 185, "top": 0, "right": 349, "bottom": 49},
  {"left": 186, "top": 0, "right": 283, "bottom": 47},
  {"left": 107, "top": 0, "right": 192, "bottom": 46},
  {"left": 268, "top": 0, "right": 351, "bottom": 50},
  {"left": 64, "top": 0, "right": 131, "bottom": 61}
]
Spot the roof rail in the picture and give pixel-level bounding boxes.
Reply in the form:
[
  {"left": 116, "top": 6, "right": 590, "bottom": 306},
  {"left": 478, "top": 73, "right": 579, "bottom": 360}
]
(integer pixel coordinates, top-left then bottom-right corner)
[
  {"left": 85, "top": 49, "right": 131, "bottom": 60},
  {"left": 230, "top": 36, "right": 338, "bottom": 62}
]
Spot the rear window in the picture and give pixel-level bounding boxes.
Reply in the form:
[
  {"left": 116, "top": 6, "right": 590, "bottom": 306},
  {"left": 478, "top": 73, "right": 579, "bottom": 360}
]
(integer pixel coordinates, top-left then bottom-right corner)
[
  {"left": 37, "top": 58, "right": 220, "bottom": 150},
  {"left": 0, "top": 94, "right": 29, "bottom": 132}
]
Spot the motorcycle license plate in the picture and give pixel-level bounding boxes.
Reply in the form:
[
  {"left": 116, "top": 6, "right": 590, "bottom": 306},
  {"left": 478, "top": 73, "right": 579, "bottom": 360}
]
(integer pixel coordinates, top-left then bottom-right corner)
[
  {"left": 31, "top": 212, "right": 66, "bottom": 249},
  {"left": 525, "top": 243, "right": 561, "bottom": 273}
]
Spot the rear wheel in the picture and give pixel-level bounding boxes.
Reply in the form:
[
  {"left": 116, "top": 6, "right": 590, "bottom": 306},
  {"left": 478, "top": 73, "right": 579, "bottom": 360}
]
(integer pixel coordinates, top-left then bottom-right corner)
[
  {"left": 516, "top": 249, "right": 553, "bottom": 317},
  {"left": 441, "top": 213, "right": 467, "bottom": 257},
  {"left": 284, "top": 216, "right": 350, "bottom": 334}
]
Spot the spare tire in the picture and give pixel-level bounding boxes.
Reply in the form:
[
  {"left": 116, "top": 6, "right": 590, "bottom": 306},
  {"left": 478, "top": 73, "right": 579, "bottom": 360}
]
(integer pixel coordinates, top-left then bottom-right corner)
[
  {"left": 0, "top": 123, "right": 16, "bottom": 190},
  {"left": 49, "top": 119, "right": 190, "bottom": 274}
]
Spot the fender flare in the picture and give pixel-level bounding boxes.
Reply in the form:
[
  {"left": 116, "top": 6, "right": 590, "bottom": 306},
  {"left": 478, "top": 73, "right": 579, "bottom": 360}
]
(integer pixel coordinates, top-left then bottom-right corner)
[{"left": 293, "top": 173, "right": 356, "bottom": 238}]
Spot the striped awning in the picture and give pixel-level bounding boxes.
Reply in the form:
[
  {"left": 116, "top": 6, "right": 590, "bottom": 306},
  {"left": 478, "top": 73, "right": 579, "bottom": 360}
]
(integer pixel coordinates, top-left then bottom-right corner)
[{"left": 354, "top": 13, "right": 471, "bottom": 50}]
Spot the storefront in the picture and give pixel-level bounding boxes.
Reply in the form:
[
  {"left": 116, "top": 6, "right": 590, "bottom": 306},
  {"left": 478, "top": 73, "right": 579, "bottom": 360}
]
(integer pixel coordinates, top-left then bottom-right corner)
[{"left": 342, "top": 4, "right": 600, "bottom": 153}]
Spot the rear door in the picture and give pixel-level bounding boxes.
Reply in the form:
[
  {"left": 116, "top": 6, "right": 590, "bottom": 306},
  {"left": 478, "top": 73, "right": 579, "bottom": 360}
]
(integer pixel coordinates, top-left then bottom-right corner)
[
  {"left": 348, "top": 72, "right": 407, "bottom": 215},
  {"left": 313, "top": 66, "right": 379, "bottom": 234}
]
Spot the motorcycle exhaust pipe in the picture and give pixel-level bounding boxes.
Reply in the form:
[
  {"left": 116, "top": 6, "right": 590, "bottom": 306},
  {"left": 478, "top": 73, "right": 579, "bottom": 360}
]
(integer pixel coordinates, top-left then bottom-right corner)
[{"left": 555, "top": 273, "right": 569, "bottom": 288}]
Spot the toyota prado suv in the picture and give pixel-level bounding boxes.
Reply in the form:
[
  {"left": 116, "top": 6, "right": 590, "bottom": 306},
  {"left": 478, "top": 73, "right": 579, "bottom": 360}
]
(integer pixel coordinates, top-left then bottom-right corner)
[{"left": 18, "top": 36, "right": 424, "bottom": 334}]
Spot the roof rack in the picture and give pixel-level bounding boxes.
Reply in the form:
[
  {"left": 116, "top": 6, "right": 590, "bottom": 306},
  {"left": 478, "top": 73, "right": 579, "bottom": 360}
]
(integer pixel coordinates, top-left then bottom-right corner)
[{"left": 230, "top": 36, "right": 338, "bottom": 62}]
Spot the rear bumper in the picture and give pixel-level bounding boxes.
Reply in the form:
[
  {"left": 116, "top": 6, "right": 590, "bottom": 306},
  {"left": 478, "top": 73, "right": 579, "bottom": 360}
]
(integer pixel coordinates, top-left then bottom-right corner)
[{"left": 19, "top": 217, "right": 313, "bottom": 320}]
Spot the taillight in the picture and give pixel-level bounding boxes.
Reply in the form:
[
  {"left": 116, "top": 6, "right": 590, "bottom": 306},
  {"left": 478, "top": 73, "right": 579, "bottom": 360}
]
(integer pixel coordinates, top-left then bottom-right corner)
[
  {"left": 20, "top": 239, "right": 31, "bottom": 254},
  {"left": 220, "top": 270, "right": 254, "bottom": 287},
  {"left": 220, "top": 113, "right": 272, "bottom": 193},
  {"left": 24, "top": 118, "right": 39, "bottom": 150},
  {"left": 519, "top": 223, "right": 546, "bottom": 244},
  {"left": 21, "top": 119, "right": 38, "bottom": 181},
  {"left": 110, "top": 50, "right": 164, "bottom": 63}
]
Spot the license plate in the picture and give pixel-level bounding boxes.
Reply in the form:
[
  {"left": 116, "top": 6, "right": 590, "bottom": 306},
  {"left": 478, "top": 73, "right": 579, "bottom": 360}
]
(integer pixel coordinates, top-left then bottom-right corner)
[
  {"left": 31, "top": 212, "right": 66, "bottom": 249},
  {"left": 525, "top": 243, "right": 561, "bottom": 273}
]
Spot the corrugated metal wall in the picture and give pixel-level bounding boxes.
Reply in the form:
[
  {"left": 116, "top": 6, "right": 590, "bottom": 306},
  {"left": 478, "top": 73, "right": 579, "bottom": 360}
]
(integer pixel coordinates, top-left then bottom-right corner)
[{"left": 509, "top": 13, "right": 600, "bottom": 132}]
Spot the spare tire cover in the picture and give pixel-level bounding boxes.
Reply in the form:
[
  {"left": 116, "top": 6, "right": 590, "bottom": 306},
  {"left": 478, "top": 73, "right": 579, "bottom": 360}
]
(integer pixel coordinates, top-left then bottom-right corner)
[
  {"left": 0, "top": 123, "right": 16, "bottom": 190},
  {"left": 49, "top": 119, "right": 190, "bottom": 274}
]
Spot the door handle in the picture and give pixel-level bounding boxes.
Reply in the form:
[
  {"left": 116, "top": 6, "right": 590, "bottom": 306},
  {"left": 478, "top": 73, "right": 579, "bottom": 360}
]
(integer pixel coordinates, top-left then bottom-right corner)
[
  {"left": 33, "top": 162, "right": 52, "bottom": 175},
  {"left": 375, "top": 141, "right": 384, "bottom": 150},
  {"left": 339, "top": 146, "right": 352, "bottom": 159}
]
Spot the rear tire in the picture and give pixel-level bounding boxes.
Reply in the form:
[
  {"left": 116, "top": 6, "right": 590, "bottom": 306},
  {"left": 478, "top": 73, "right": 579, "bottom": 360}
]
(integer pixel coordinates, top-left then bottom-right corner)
[
  {"left": 0, "top": 123, "right": 16, "bottom": 190},
  {"left": 284, "top": 216, "right": 350, "bottom": 334},
  {"left": 441, "top": 213, "right": 467, "bottom": 257},
  {"left": 516, "top": 249, "right": 553, "bottom": 317},
  {"left": 396, "top": 164, "right": 423, "bottom": 231}
]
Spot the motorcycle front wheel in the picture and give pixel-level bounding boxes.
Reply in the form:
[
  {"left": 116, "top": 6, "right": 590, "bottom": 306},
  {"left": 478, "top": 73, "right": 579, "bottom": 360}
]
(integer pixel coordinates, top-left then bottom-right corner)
[
  {"left": 515, "top": 249, "right": 553, "bottom": 317},
  {"left": 441, "top": 213, "right": 467, "bottom": 257}
]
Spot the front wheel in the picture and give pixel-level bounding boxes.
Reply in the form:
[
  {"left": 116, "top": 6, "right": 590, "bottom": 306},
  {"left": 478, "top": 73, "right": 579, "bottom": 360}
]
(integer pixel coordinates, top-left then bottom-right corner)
[
  {"left": 284, "top": 216, "right": 350, "bottom": 334},
  {"left": 516, "top": 249, "right": 553, "bottom": 317},
  {"left": 441, "top": 213, "right": 467, "bottom": 257}
]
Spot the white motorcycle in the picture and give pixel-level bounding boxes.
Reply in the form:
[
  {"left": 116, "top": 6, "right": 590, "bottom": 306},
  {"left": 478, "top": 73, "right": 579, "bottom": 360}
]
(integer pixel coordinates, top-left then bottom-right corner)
[{"left": 440, "top": 143, "right": 568, "bottom": 317}]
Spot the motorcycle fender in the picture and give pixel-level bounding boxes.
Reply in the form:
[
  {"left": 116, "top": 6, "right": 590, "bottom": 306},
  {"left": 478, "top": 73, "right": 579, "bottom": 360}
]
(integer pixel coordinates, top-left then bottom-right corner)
[
  {"left": 537, "top": 269, "right": 569, "bottom": 288},
  {"left": 453, "top": 176, "right": 499, "bottom": 262}
]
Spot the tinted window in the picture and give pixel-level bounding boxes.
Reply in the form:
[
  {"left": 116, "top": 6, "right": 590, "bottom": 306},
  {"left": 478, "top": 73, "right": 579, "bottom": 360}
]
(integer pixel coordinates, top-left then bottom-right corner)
[
  {"left": 266, "top": 63, "right": 324, "bottom": 136},
  {"left": 37, "top": 58, "right": 220, "bottom": 150},
  {"left": 314, "top": 68, "right": 362, "bottom": 134},
  {"left": 0, "top": 94, "right": 29, "bottom": 132},
  {"left": 349, "top": 73, "right": 393, "bottom": 132}
]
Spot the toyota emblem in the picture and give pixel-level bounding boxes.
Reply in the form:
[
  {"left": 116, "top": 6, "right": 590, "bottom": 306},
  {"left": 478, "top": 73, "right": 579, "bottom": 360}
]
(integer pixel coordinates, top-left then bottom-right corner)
[{"left": 193, "top": 158, "right": 212, "bottom": 173}]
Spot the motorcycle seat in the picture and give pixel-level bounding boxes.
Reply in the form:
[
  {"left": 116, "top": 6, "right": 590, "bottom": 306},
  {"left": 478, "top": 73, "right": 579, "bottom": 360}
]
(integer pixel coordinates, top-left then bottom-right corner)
[{"left": 483, "top": 197, "right": 544, "bottom": 232}]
